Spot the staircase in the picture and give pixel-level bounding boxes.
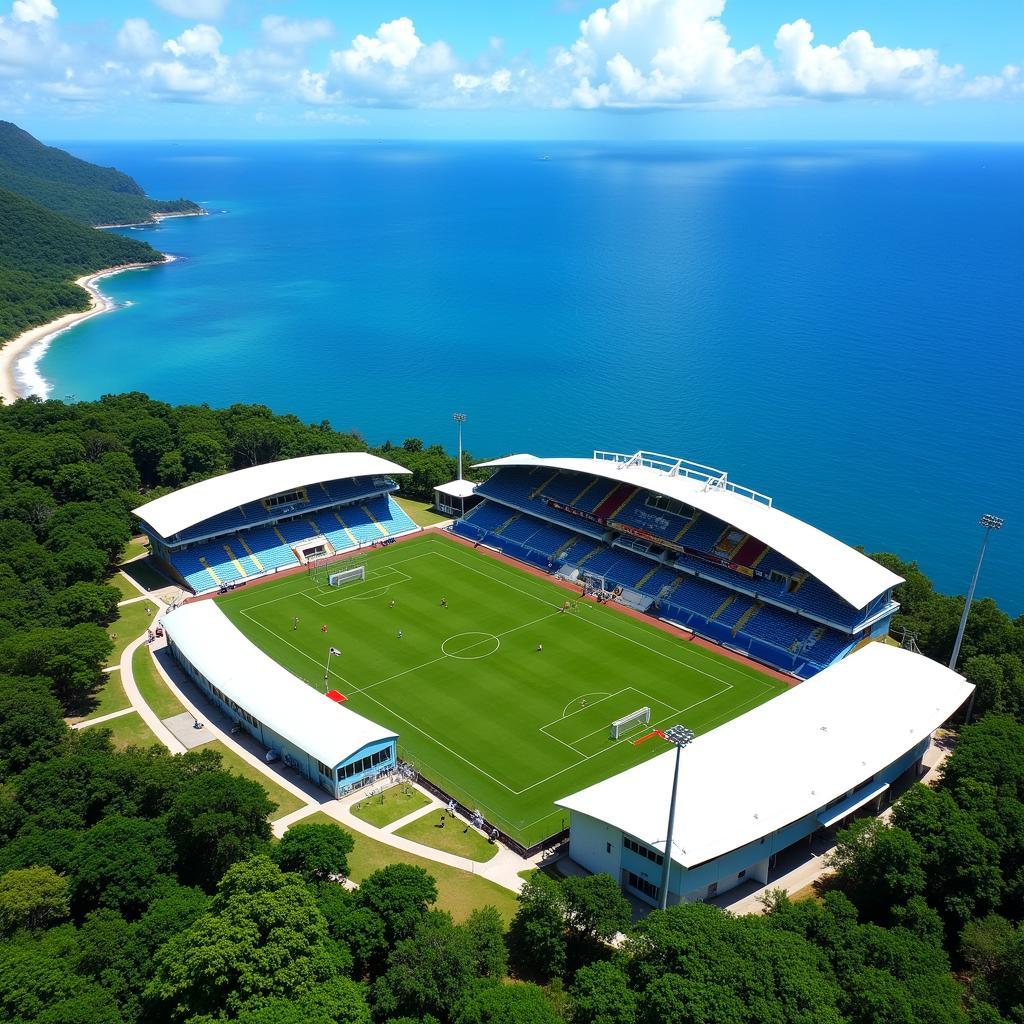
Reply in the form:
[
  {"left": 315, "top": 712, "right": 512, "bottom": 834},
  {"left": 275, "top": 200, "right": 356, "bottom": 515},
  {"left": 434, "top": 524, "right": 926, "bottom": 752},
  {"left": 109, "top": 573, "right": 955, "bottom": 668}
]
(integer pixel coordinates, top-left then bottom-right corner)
[
  {"left": 222, "top": 544, "right": 248, "bottom": 578},
  {"left": 238, "top": 535, "right": 264, "bottom": 572},
  {"left": 529, "top": 471, "right": 560, "bottom": 500},
  {"left": 199, "top": 556, "right": 222, "bottom": 585},
  {"left": 711, "top": 594, "right": 735, "bottom": 621},
  {"left": 333, "top": 512, "right": 358, "bottom": 547},
  {"left": 674, "top": 513, "right": 700, "bottom": 543},
  {"left": 635, "top": 563, "right": 662, "bottom": 590},
  {"left": 361, "top": 504, "right": 389, "bottom": 536},
  {"left": 495, "top": 512, "right": 522, "bottom": 536},
  {"left": 571, "top": 478, "right": 600, "bottom": 506},
  {"left": 733, "top": 601, "right": 763, "bottom": 636}
]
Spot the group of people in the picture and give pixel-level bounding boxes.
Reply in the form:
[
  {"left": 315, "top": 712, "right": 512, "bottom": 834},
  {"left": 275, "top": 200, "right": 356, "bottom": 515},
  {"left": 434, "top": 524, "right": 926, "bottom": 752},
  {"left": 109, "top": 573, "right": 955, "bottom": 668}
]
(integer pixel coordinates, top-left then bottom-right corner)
[
  {"left": 369, "top": 537, "right": 397, "bottom": 549},
  {"left": 436, "top": 799, "right": 499, "bottom": 842}
]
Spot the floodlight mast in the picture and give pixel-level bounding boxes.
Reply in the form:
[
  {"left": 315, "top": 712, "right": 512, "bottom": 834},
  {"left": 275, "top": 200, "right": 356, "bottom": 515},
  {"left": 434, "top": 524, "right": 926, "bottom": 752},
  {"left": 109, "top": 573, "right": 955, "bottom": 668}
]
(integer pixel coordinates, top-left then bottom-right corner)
[
  {"left": 453, "top": 413, "right": 467, "bottom": 482},
  {"left": 949, "top": 514, "right": 1004, "bottom": 674},
  {"left": 636, "top": 723, "right": 695, "bottom": 910}
]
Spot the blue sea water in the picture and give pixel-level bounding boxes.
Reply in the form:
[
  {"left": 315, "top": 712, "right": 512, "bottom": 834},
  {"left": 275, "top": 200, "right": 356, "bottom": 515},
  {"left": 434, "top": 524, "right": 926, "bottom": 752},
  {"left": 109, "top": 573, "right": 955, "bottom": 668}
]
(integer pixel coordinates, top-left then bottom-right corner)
[{"left": 35, "top": 141, "right": 1024, "bottom": 613}]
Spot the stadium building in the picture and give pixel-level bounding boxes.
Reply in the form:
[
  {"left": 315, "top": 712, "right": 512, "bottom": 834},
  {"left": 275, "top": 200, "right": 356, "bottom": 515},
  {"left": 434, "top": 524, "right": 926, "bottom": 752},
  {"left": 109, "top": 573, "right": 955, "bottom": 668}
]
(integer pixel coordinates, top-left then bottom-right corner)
[
  {"left": 454, "top": 450, "right": 904, "bottom": 677},
  {"left": 162, "top": 601, "right": 397, "bottom": 797},
  {"left": 134, "top": 452, "right": 419, "bottom": 594},
  {"left": 556, "top": 642, "right": 972, "bottom": 906}
]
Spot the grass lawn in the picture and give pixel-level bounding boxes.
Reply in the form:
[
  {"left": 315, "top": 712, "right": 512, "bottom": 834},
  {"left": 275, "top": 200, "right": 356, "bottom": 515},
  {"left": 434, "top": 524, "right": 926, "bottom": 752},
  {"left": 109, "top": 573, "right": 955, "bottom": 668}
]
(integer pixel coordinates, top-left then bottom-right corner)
[
  {"left": 121, "top": 557, "right": 173, "bottom": 593},
  {"left": 132, "top": 644, "right": 186, "bottom": 720},
  {"left": 394, "top": 496, "right": 450, "bottom": 528},
  {"left": 106, "top": 600, "right": 160, "bottom": 667},
  {"left": 350, "top": 784, "right": 431, "bottom": 828},
  {"left": 301, "top": 811, "right": 519, "bottom": 923},
  {"left": 110, "top": 573, "right": 142, "bottom": 600},
  {"left": 203, "top": 740, "right": 308, "bottom": 820},
  {"left": 219, "top": 533, "right": 786, "bottom": 847},
  {"left": 395, "top": 809, "right": 498, "bottom": 863},
  {"left": 99, "top": 710, "right": 160, "bottom": 750},
  {"left": 68, "top": 670, "right": 131, "bottom": 724},
  {"left": 119, "top": 536, "right": 149, "bottom": 563}
]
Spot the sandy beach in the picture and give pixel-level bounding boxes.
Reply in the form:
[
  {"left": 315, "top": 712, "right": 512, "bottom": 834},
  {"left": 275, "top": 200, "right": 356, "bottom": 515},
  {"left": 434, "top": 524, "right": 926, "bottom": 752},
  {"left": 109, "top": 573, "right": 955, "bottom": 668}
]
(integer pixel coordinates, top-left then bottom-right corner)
[{"left": 0, "top": 257, "right": 171, "bottom": 404}]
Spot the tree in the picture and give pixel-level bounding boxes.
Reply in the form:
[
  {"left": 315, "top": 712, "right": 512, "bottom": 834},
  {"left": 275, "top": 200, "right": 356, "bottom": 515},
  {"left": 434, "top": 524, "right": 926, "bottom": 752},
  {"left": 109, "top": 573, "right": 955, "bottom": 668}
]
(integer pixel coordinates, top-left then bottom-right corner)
[
  {"left": 454, "top": 980, "right": 561, "bottom": 1024},
  {"left": 356, "top": 863, "right": 437, "bottom": 945},
  {"left": 892, "top": 785, "right": 1003, "bottom": 931},
  {"left": 0, "top": 866, "right": 70, "bottom": 933},
  {"left": 272, "top": 822, "right": 354, "bottom": 881},
  {"left": 464, "top": 905, "right": 509, "bottom": 980},
  {"left": 0, "top": 624, "right": 113, "bottom": 702},
  {"left": 229, "top": 977, "right": 371, "bottom": 1024},
  {"left": 165, "top": 771, "right": 273, "bottom": 890},
  {"left": 68, "top": 815, "right": 176, "bottom": 918},
  {"left": 145, "top": 856, "right": 346, "bottom": 1021},
  {"left": 0, "top": 675, "right": 66, "bottom": 780},
  {"left": 507, "top": 872, "right": 567, "bottom": 981},
  {"left": 827, "top": 818, "right": 926, "bottom": 923},
  {"left": 372, "top": 911, "right": 478, "bottom": 1021},
  {"left": 314, "top": 882, "right": 387, "bottom": 977},
  {"left": 562, "top": 873, "right": 632, "bottom": 944},
  {"left": 51, "top": 582, "right": 120, "bottom": 628},
  {"left": 569, "top": 960, "right": 637, "bottom": 1024},
  {"left": 941, "top": 715, "right": 1024, "bottom": 803}
]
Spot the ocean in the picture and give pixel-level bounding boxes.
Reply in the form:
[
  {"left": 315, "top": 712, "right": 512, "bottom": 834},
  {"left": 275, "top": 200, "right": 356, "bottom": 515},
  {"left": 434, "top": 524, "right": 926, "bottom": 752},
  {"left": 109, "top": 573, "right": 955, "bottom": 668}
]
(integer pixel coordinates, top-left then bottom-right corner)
[{"left": 28, "top": 141, "right": 1024, "bottom": 613}]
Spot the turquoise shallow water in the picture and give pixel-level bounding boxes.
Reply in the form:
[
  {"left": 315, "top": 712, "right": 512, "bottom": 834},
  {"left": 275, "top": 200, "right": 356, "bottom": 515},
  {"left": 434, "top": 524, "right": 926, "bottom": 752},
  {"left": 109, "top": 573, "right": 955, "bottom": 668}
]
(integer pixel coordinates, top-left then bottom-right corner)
[{"left": 33, "top": 141, "right": 1024, "bottom": 612}]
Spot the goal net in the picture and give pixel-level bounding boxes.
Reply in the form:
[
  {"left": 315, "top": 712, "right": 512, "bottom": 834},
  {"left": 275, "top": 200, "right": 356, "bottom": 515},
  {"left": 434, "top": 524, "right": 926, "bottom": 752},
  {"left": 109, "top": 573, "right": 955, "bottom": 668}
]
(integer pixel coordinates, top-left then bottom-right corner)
[
  {"left": 610, "top": 706, "right": 651, "bottom": 740},
  {"left": 329, "top": 565, "right": 366, "bottom": 588}
]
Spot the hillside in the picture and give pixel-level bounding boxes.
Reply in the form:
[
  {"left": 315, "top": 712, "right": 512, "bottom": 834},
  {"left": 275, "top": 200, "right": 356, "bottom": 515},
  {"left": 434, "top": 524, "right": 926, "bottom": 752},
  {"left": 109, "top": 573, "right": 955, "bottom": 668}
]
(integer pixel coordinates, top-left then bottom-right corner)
[
  {"left": 0, "top": 188, "right": 161, "bottom": 344},
  {"left": 0, "top": 121, "right": 201, "bottom": 225}
]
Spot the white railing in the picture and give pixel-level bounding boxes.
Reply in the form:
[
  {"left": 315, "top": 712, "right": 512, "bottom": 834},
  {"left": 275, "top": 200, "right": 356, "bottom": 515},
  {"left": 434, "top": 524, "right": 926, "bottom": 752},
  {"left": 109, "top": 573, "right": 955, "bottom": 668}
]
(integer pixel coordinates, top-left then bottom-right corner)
[{"left": 593, "top": 450, "right": 772, "bottom": 507}]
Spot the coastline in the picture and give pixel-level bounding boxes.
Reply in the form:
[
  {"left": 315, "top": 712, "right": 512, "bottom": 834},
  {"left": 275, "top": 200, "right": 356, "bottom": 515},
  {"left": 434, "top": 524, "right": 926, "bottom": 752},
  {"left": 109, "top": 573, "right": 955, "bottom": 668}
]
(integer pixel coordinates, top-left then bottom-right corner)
[
  {"left": 94, "top": 208, "right": 209, "bottom": 230},
  {"left": 0, "top": 257, "right": 172, "bottom": 404}
]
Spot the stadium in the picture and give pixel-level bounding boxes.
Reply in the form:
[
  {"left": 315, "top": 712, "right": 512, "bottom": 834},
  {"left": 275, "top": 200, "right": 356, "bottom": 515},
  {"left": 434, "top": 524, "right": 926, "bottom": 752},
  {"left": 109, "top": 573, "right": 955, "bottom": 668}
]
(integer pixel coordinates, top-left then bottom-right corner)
[{"left": 138, "top": 449, "right": 971, "bottom": 905}]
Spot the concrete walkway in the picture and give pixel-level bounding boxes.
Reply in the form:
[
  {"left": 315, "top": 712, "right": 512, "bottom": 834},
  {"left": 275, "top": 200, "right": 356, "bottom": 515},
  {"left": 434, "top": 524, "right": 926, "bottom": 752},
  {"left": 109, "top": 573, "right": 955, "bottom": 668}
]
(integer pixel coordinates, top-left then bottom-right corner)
[{"left": 72, "top": 706, "right": 136, "bottom": 729}]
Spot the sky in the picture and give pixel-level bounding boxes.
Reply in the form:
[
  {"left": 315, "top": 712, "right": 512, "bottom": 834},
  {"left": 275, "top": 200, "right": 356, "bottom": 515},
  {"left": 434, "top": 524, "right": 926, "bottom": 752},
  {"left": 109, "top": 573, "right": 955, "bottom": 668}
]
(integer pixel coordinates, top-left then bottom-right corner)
[{"left": 0, "top": 0, "right": 1022, "bottom": 140}]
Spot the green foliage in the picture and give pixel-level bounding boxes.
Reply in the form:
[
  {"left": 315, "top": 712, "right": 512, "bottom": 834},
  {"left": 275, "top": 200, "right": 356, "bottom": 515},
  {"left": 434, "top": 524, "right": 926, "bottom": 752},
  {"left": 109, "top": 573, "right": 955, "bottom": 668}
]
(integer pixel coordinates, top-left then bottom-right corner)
[
  {"left": 0, "top": 675, "right": 67, "bottom": 781},
  {"left": 569, "top": 960, "right": 638, "bottom": 1024},
  {"left": 272, "top": 821, "right": 354, "bottom": 881},
  {"left": 0, "top": 121, "right": 201, "bottom": 226},
  {"left": 562, "top": 873, "right": 632, "bottom": 944},
  {"left": 507, "top": 872, "right": 567, "bottom": 981},
  {"left": 453, "top": 980, "right": 561, "bottom": 1024},
  {"left": 356, "top": 862, "right": 438, "bottom": 946},
  {"left": 0, "top": 188, "right": 161, "bottom": 345},
  {"left": 0, "top": 866, "right": 70, "bottom": 934},
  {"left": 145, "top": 856, "right": 347, "bottom": 1021},
  {"left": 165, "top": 771, "right": 274, "bottom": 891}
]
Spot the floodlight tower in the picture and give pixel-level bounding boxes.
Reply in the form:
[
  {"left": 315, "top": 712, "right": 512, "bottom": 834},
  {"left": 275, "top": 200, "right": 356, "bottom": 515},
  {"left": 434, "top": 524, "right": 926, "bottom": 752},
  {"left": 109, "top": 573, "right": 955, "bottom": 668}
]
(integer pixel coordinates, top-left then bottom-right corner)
[
  {"left": 635, "top": 723, "right": 696, "bottom": 910},
  {"left": 453, "top": 413, "right": 467, "bottom": 481},
  {"left": 949, "top": 514, "right": 1004, "bottom": 673}
]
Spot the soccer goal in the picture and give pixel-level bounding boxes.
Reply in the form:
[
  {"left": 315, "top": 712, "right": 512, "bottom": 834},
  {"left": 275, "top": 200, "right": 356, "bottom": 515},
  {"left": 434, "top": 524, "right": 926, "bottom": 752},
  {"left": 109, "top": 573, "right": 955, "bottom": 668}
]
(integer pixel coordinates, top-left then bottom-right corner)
[
  {"left": 610, "top": 706, "right": 651, "bottom": 740},
  {"left": 329, "top": 565, "right": 366, "bottom": 588}
]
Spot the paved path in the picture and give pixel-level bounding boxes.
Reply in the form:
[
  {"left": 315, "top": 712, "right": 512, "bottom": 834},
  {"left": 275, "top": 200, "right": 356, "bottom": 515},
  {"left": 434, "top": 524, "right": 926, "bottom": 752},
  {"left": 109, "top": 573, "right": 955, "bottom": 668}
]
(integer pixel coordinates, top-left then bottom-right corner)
[{"left": 72, "top": 706, "right": 136, "bottom": 729}]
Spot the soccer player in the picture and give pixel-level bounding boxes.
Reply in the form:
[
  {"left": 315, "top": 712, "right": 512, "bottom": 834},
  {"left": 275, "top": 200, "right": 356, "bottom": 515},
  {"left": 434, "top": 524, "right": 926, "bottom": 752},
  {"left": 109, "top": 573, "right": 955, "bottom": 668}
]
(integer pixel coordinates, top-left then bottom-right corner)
[
  {"left": 536, "top": 643, "right": 543, "bottom": 652},
  {"left": 321, "top": 624, "right": 328, "bottom": 633},
  {"left": 293, "top": 616, "right": 299, "bottom": 631},
  {"left": 441, "top": 596, "right": 448, "bottom": 608},
  {"left": 397, "top": 629, "right": 403, "bottom": 639},
  {"left": 389, "top": 599, "right": 396, "bottom": 609}
]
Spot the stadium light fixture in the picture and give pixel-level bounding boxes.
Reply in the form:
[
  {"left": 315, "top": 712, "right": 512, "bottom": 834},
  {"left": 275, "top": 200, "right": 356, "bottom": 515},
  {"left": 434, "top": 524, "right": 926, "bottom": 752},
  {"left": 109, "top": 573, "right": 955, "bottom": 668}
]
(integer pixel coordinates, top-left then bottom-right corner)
[
  {"left": 650, "top": 724, "right": 695, "bottom": 910},
  {"left": 949, "top": 514, "right": 1004, "bottom": 674},
  {"left": 453, "top": 413, "right": 467, "bottom": 481}
]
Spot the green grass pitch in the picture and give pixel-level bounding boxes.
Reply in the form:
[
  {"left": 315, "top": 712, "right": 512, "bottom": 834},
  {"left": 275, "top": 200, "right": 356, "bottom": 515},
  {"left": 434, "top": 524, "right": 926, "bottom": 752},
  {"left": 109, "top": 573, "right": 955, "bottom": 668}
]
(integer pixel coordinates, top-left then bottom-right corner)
[{"left": 217, "top": 533, "right": 788, "bottom": 848}]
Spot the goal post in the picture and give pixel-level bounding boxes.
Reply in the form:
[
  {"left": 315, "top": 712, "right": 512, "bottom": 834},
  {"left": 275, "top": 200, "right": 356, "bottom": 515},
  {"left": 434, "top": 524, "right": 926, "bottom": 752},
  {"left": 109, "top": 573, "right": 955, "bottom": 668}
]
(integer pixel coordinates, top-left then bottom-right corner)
[
  {"left": 610, "top": 706, "right": 651, "bottom": 740},
  {"left": 329, "top": 565, "right": 366, "bottom": 588}
]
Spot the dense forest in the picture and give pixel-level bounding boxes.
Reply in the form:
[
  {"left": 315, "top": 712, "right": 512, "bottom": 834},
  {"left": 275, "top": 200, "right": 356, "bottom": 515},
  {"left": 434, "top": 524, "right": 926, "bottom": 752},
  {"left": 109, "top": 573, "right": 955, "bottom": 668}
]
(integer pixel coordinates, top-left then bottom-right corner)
[
  {"left": 0, "top": 190, "right": 161, "bottom": 344},
  {"left": 0, "top": 392, "right": 1022, "bottom": 1023},
  {"left": 0, "top": 122, "right": 201, "bottom": 227},
  {"left": 0, "top": 121, "right": 201, "bottom": 347}
]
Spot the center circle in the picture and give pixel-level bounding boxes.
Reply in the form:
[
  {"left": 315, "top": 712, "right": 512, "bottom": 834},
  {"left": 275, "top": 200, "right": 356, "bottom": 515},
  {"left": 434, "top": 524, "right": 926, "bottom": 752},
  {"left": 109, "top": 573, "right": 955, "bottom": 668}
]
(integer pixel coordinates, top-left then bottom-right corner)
[{"left": 441, "top": 632, "right": 501, "bottom": 660}]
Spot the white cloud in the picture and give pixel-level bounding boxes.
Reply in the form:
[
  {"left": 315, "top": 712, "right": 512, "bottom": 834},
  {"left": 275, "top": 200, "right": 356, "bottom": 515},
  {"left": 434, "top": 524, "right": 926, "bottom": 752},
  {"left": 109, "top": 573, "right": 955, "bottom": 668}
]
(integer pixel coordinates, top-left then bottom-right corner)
[
  {"left": 300, "top": 109, "right": 368, "bottom": 125},
  {"left": 117, "top": 18, "right": 159, "bottom": 59},
  {"left": 163, "top": 23, "right": 221, "bottom": 59},
  {"left": 261, "top": 15, "right": 332, "bottom": 48},
  {"left": 153, "top": 0, "right": 228, "bottom": 22},
  {"left": 12, "top": 0, "right": 55, "bottom": 24},
  {"left": 145, "top": 22, "right": 241, "bottom": 101}
]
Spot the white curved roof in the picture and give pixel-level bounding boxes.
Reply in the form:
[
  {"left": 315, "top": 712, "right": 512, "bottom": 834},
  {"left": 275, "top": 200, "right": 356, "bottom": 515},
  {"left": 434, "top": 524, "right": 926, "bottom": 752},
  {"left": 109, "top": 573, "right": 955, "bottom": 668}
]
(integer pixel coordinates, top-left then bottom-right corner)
[
  {"left": 134, "top": 452, "right": 410, "bottom": 539},
  {"left": 556, "top": 642, "right": 971, "bottom": 868},
  {"left": 162, "top": 601, "right": 395, "bottom": 767},
  {"left": 476, "top": 452, "right": 902, "bottom": 609}
]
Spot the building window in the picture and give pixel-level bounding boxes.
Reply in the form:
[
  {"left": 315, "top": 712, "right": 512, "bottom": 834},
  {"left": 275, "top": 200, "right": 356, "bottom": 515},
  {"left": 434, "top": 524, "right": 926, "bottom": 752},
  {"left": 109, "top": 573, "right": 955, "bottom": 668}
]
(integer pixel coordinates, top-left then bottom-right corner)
[
  {"left": 626, "top": 871, "right": 659, "bottom": 901},
  {"left": 645, "top": 494, "right": 693, "bottom": 518},
  {"left": 738, "top": 869, "right": 746, "bottom": 879},
  {"left": 606, "top": 842, "right": 613, "bottom": 854},
  {"left": 316, "top": 760, "right": 331, "bottom": 778},
  {"left": 624, "top": 836, "right": 664, "bottom": 866},
  {"left": 265, "top": 490, "right": 305, "bottom": 508}
]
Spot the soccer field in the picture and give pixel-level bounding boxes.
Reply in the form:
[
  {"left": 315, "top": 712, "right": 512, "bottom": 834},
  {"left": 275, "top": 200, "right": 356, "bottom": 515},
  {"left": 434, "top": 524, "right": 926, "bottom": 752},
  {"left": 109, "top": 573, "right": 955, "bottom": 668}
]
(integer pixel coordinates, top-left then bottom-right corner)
[{"left": 217, "top": 533, "right": 788, "bottom": 847}]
